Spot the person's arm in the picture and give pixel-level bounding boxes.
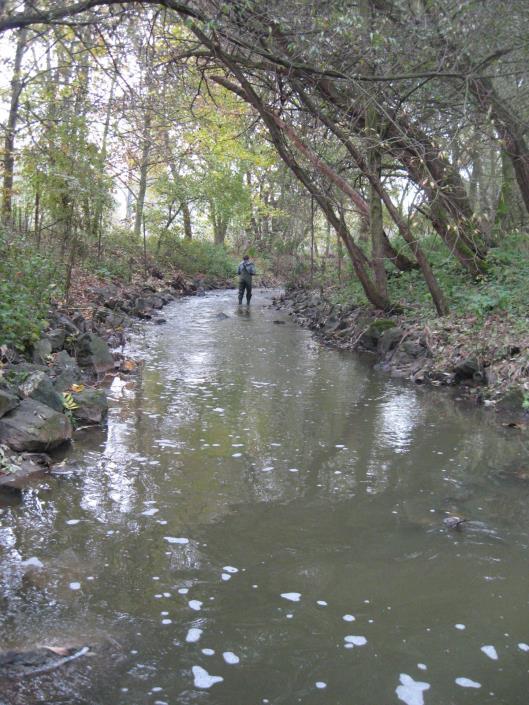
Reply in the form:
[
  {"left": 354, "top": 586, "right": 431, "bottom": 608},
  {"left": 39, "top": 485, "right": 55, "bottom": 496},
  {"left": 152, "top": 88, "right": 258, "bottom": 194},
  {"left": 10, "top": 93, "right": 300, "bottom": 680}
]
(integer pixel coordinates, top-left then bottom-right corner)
[{"left": 250, "top": 263, "right": 256, "bottom": 275}]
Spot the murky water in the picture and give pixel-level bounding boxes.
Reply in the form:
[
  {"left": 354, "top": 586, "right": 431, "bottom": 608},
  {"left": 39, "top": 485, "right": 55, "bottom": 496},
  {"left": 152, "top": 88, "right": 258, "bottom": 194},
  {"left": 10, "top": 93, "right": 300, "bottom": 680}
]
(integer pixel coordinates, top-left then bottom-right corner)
[{"left": 2, "top": 290, "right": 529, "bottom": 705}]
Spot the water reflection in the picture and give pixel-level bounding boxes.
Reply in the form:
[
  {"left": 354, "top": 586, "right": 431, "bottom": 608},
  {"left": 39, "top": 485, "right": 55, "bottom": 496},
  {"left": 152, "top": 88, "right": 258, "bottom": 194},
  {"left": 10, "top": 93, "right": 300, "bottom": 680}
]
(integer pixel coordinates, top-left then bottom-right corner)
[{"left": 2, "top": 291, "right": 529, "bottom": 705}]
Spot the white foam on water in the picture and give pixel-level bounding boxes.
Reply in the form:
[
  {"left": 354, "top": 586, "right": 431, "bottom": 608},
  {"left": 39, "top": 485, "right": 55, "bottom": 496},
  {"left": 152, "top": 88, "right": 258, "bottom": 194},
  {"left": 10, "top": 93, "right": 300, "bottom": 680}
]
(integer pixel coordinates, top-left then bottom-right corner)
[
  {"left": 186, "top": 628, "right": 203, "bottom": 643},
  {"left": 232, "top": 453, "right": 242, "bottom": 458},
  {"left": 417, "top": 664, "right": 427, "bottom": 671},
  {"left": 454, "top": 623, "right": 466, "bottom": 630},
  {"left": 21, "top": 557, "right": 44, "bottom": 568},
  {"left": 286, "top": 613, "right": 293, "bottom": 619},
  {"left": 481, "top": 644, "right": 498, "bottom": 660},
  {"left": 69, "top": 581, "right": 81, "bottom": 590},
  {"left": 223, "top": 651, "right": 240, "bottom": 664},
  {"left": 518, "top": 642, "right": 529, "bottom": 652},
  {"left": 178, "top": 588, "right": 189, "bottom": 594},
  {"left": 335, "top": 444, "right": 345, "bottom": 448},
  {"left": 192, "top": 665, "right": 223, "bottom": 689},
  {"left": 223, "top": 566, "right": 238, "bottom": 573},
  {"left": 163, "top": 592, "right": 171, "bottom": 597},
  {"left": 343, "top": 614, "right": 355, "bottom": 622},
  {"left": 141, "top": 508, "right": 158, "bottom": 516},
  {"left": 270, "top": 443, "right": 281, "bottom": 446},
  {"left": 213, "top": 408, "right": 225, "bottom": 413},
  {"left": 161, "top": 611, "right": 169, "bottom": 616},
  {"left": 317, "top": 600, "right": 328, "bottom": 606},
  {"left": 344, "top": 635, "right": 367, "bottom": 646},
  {"left": 65, "top": 519, "right": 80, "bottom": 525},
  {"left": 288, "top": 468, "right": 299, "bottom": 472},
  {"left": 455, "top": 677, "right": 481, "bottom": 688},
  {"left": 221, "top": 573, "right": 231, "bottom": 581},
  {"left": 189, "top": 600, "right": 203, "bottom": 611},
  {"left": 232, "top": 444, "right": 244, "bottom": 447},
  {"left": 315, "top": 682, "right": 327, "bottom": 689},
  {"left": 281, "top": 592, "right": 301, "bottom": 602},
  {"left": 161, "top": 619, "right": 172, "bottom": 625},
  {"left": 152, "top": 576, "right": 160, "bottom": 581},
  {"left": 164, "top": 536, "right": 189, "bottom": 544},
  {"left": 158, "top": 520, "right": 168, "bottom": 525},
  {"left": 396, "top": 674, "right": 431, "bottom": 705},
  {"left": 202, "top": 648, "right": 215, "bottom": 656}
]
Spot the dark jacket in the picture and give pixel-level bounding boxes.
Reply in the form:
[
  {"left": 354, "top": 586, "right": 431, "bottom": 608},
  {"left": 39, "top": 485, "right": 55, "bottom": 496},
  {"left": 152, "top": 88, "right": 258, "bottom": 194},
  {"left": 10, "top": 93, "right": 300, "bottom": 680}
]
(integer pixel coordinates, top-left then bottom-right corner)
[{"left": 237, "top": 260, "right": 256, "bottom": 284}]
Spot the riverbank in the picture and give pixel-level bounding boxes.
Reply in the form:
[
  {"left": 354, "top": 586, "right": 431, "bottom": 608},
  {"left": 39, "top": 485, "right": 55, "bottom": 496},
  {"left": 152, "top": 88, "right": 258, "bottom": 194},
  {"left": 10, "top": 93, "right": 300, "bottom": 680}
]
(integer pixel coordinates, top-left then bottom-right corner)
[
  {"left": 274, "top": 287, "right": 529, "bottom": 424},
  {"left": 0, "top": 268, "right": 232, "bottom": 488}
]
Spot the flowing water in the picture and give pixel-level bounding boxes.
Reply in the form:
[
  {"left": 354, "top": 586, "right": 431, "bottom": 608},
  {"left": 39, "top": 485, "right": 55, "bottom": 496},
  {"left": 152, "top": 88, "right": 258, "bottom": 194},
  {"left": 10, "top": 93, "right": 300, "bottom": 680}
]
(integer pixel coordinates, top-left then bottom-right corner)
[{"left": 1, "top": 290, "right": 529, "bottom": 705}]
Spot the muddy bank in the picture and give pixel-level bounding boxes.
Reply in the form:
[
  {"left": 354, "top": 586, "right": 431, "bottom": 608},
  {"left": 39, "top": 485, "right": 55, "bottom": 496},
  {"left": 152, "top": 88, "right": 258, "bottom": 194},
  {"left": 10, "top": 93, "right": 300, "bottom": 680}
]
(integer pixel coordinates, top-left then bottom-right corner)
[
  {"left": 274, "top": 287, "right": 529, "bottom": 424},
  {"left": 0, "top": 270, "right": 224, "bottom": 487}
]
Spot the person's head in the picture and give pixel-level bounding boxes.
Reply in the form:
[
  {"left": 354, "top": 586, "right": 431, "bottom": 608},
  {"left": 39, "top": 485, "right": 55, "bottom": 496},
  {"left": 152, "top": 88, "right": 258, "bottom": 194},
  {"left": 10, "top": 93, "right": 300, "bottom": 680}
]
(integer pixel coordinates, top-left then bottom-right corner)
[{"left": 243, "top": 255, "right": 250, "bottom": 261}]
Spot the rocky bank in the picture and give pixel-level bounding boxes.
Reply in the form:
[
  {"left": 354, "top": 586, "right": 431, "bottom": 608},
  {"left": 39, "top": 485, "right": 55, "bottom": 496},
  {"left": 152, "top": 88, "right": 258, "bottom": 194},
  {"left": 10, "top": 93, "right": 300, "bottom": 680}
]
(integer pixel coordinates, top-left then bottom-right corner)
[
  {"left": 274, "top": 287, "right": 529, "bottom": 424},
  {"left": 0, "top": 271, "right": 220, "bottom": 489}
]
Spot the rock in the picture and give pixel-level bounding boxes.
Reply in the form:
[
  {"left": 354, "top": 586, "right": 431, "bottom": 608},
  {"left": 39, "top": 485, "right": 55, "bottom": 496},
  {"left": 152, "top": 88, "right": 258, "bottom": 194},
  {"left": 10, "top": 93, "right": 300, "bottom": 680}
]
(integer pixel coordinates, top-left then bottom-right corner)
[
  {"left": 47, "top": 328, "right": 66, "bottom": 352},
  {"left": 0, "top": 645, "right": 90, "bottom": 678},
  {"left": 75, "top": 333, "right": 115, "bottom": 376},
  {"left": 147, "top": 295, "right": 164, "bottom": 310},
  {"left": 0, "top": 399, "right": 72, "bottom": 452},
  {"left": 378, "top": 327, "right": 404, "bottom": 355},
  {"left": 52, "top": 351, "right": 83, "bottom": 392},
  {"left": 401, "top": 340, "right": 426, "bottom": 358},
  {"left": 453, "top": 357, "right": 485, "bottom": 384},
  {"left": 0, "top": 389, "right": 19, "bottom": 419},
  {"left": 54, "top": 313, "right": 80, "bottom": 336},
  {"left": 71, "top": 388, "right": 108, "bottom": 425},
  {"left": 359, "top": 319, "right": 397, "bottom": 352},
  {"left": 215, "top": 312, "right": 229, "bottom": 320},
  {"left": 154, "top": 317, "right": 167, "bottom": 325},
  {"left": 18, "top": 371, "right": 64, "bottom": 412},
  {"left": 32, "top": 338, "right": 53, "bottom": 365}
]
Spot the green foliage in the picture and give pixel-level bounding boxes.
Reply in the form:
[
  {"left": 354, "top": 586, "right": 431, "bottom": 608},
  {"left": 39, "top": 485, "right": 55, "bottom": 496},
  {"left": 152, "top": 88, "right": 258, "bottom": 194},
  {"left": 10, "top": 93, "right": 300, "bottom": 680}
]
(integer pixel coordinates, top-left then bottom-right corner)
[
  {"left": 155, "top": 239, "right": 236, "bottom": 280},
  {"left": 0, "top": 232, "right": 61, "bottom": 350},
  {"left": 324, "top": 232, "right": 529, "bottom": 322}
]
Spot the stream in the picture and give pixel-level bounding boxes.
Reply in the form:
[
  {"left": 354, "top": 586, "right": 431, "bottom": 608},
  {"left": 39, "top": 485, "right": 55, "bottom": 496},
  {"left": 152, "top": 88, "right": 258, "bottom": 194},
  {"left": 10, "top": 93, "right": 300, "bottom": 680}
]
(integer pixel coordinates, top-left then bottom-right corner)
[{"left": 1, "top": 289, "right": 529, "bottom": 705}]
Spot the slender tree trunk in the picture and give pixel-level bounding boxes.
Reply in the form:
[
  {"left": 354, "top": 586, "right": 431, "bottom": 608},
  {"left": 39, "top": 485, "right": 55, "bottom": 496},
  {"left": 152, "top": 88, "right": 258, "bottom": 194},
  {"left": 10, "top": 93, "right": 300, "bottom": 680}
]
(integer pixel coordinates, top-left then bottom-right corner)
[
  {"left": 368, "top": 137, "right": 388, "bottom": 299},
  {"left": 94, "top": 75, "right": 116, "bottom": 258},
  {"left": 133, "top": 106, "right": 152, "bottom": 241},
  {"left": 2, "top": 25, "right": 27, "bottom": 221},
  {"left": 182, "top": 201, "right": 192, "bottom": 240}
]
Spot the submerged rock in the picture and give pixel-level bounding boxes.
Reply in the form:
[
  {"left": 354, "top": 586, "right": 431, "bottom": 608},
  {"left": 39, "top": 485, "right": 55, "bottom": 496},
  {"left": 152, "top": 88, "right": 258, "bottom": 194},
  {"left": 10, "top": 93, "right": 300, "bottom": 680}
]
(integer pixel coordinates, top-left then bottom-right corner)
[
  {"left": 0, "top": 645, "right": 90, "bottom": 678},
  {"left": 0, "top": 399, "right": 72, "bottom": 452}
]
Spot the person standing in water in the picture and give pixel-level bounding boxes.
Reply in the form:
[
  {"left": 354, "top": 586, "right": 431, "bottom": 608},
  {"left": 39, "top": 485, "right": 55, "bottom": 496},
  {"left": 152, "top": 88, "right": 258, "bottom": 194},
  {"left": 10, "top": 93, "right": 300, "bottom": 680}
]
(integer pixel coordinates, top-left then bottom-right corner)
[{"left": 237, "top": 254, "right": 256, "bottom": 305}]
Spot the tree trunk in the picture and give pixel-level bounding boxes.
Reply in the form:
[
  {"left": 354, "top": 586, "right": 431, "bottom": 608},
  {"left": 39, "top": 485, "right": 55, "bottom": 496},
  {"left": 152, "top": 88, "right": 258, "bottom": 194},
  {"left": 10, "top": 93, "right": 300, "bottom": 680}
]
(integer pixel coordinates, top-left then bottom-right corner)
[
  {"left": 182, "top": 201, "right": 192, "bottom": 240},
  {"left": 133, "top": 106, "right": 152, "bottom": 241},
  {"left": 368, "top": 140, "right": 388, "bottom": 300},
  {"left": 2, "top": 25, "right": 27, "bottom": 221}
]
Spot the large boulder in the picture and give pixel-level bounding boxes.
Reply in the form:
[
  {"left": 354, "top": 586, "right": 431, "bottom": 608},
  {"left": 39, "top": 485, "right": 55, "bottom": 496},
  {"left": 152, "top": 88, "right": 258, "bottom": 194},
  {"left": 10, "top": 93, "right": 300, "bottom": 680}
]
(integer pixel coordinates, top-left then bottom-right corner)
[
  {"left": 71, "top": 388, "right": 108, "bottom": 424},
  {"left": 75, "top": 333, "right": 115, "bottom": 376},
  {"left": 0, "top": 399, "right": 72, "bottom": 452},
  {"left": 18, "top": 371, "right": 64, "bottom": 412}
]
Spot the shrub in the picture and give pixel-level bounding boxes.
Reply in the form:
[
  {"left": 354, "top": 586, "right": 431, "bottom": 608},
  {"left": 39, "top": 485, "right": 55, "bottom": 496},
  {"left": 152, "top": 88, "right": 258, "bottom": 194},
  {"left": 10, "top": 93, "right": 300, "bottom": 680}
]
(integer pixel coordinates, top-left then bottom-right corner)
[{"left": 0, "top": 232, "right": 61, "bottom": 350}]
